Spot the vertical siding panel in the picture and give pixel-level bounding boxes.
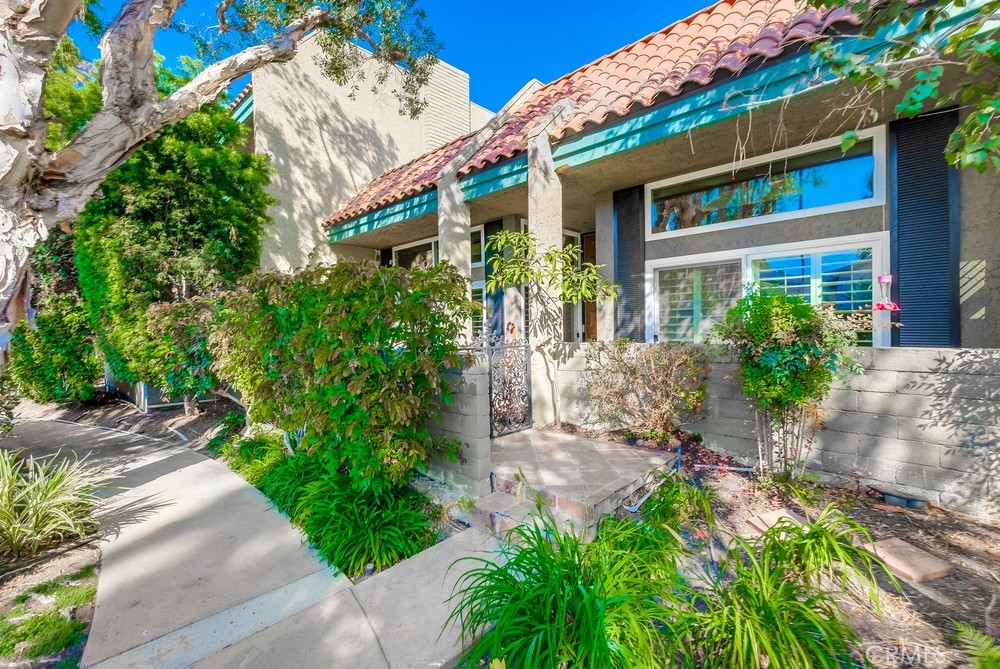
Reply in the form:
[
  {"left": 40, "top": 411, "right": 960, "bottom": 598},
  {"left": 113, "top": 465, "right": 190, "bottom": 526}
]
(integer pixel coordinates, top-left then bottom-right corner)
[
  {"left": 891, "top": 111, "right": 960, "bottom": 346},
  {"left": 614, "top": 186, "right": 645, "bottom": 341}
]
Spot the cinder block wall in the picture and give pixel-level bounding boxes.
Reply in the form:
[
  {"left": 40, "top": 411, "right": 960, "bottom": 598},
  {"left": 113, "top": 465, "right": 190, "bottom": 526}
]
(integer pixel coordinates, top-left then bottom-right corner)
[
  {"left": 556, "top": 344, "right": 999, "bottom": 520},
  {"left": 426, "top": 351, "right": 492, "bottom": 497}
]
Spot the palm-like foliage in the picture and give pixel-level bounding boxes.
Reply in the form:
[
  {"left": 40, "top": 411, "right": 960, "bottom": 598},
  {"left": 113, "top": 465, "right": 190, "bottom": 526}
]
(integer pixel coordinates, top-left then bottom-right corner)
[
  {"left": 0, "top": 450, "right": 104, "bottom": 559},
  {"left": 953, "top": 622, "right": 1000, "bottom": 669},
  {"left": 448, "top": 512, "right": 685, "bottom": 669},
  {"left": 666, "top": 543, "right": 862, "bottom": 669},
  {"left": 755, "top": 503, "right": 896, "bottom": 611}
]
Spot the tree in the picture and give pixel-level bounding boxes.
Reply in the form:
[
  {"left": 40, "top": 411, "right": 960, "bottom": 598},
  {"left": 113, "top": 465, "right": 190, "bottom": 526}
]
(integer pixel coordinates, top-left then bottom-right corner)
[
  {"left": 815, "top": 0, "right": 1000, "bottom": 172},
  {"left": 0, "top": 0, "right": 439, "bottom": 345},
  {"left": 484, "top": 230, "right": 618, "bottom": 429}
]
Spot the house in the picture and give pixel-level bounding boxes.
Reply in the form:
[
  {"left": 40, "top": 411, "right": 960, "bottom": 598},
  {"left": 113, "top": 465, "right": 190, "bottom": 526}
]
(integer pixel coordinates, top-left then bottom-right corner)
[{"left": 249, "top": 0, "right": 1000, "bottom": 519}]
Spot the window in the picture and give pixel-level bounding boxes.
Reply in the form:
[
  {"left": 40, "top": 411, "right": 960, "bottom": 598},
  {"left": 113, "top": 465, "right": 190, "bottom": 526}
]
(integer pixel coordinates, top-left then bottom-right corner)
[
  {"left": 472, "top": 283, "right": 485, "bottom": 337},
  {"left": 393, "top": 239, "right": 438, "bottom": 269},
  {"left": 645, "top": 130, "right": 885, "bottom": 240},
  {"left": 656, "top": 262, "right": 742, "bottom": 343},
  {"left": 648, "top": 234, "right": 888, "bottom": 346},
  {"left": 471, "top": 227, "right": 484, "bottom": 267}
]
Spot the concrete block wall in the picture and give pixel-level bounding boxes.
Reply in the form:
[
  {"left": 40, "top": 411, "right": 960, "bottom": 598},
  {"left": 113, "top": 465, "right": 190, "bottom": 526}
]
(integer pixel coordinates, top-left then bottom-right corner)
[
  {"left": 697, "top": 348, "right": 1000, "bottom": 520},
  {"left": 426, "top": 351, "right": 493, "bottom": 497},
  {"left": 552, "top": 344, "right": 999, "bottom": 519}
]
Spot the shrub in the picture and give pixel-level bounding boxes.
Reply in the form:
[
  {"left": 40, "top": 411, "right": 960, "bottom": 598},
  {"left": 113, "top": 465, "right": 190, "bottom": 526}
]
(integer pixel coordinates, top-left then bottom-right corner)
[
  {"left": 294, "top": 472, "right": 434, "bottom": 578},
  {"left": 0, "top": 451, "right": 103, "bottom": 559},
  {"left": 206, "top": 410, "right": 246, "bottom": 455},
  {"left": 218, "top": 433, "right": 287, "bottom": 486},
  {"left": 755, "top": 503, "right": 893, "bottom": 611},
  {"left": 0, "top": 374, "right": 16, "bottom": 440},
  {"left": 713, "top": 288, "right": 861, "bottom": 476},
  {"left": 584, "top": 340, "right": 709, "bottom": 435},
  {"left": 448, "top": 513, "right": 684, "bottom": 669},
  {"left": 666, "top": 544, "right": 863, "bottom": 668},
  {"left": 953, "top": 622, "right": 1000, "bottom": 669},
  {"left": 643, "top": 473, "right": 718, "bottom": 532},
  {"left": 145, "top": 299, "right": 218, "bottom": 415},
  {"left": 258, "top": 452, "right": 327, "bottom": 516},
  {"left": 210, "top": 260, "right": 475, "bottom": 494}
]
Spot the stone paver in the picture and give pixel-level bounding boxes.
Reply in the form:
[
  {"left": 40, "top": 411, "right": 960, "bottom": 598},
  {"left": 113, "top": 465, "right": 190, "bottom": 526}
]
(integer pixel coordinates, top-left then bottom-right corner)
[
  {"left": 861, "top": 537, "right": 957, "bottom": 583},
  {"left": 8, "top": 421, "right": 499, "bottom": 669},
  {"left": 747, "top": 509, "right": 808, "bottom": 535}
]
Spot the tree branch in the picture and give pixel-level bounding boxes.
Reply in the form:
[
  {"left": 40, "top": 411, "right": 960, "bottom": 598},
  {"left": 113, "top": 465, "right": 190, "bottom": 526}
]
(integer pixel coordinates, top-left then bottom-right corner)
[{"left": 99, "top": 0, "right": 181, "bottom": 112}]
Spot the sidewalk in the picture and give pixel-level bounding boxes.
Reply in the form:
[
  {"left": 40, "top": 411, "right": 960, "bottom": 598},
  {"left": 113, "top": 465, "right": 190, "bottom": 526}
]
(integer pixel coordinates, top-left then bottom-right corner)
[{"left": 6, "top": 421, "right": 497, "bottom": 669}]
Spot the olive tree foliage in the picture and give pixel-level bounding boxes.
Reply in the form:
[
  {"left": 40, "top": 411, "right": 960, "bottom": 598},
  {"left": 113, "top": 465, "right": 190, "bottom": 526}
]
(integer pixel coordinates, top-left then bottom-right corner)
[
  {"left": 0, "top": 0, "right": 439, "bottom": 348},
  {"left": 815, "top": 0, "right": 1000, "bottom": 171}
]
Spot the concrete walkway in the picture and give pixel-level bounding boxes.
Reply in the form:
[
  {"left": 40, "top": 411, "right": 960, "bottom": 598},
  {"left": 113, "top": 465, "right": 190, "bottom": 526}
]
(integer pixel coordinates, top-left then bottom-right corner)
[{"left": 6, "top": 421, "right": 498, "bottom": 669}]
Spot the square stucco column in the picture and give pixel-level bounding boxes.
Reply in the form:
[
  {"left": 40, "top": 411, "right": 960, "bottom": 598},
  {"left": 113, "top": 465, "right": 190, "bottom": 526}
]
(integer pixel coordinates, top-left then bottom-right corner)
[
  {"left": 438, "top": 172, "right": 473, "bottom": 340},
  {"left": 527, "top": 132, "right": 564, "bottom": 427},
  {"left": 594, "top": 191, "right": 616, "bottom": 341}
]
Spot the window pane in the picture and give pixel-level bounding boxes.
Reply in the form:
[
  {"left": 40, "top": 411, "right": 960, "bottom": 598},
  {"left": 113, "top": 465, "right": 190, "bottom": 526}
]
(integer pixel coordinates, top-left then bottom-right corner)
[
  {"left": 752, "top": 247, "right": 874, "bottom": 344},
  {"left": 657, "top": 261, "right": 742, "bottom": 343},
  {"left": 395, "top": 242, "right": 435, "bottom": 269},
  {"left": 472, "top": 287, "right": 484, "bottom": 336},
  {"left": 651, "top": 141, "right": 875, "bottom": 233},
  {"left": 471, "top": 230, "right": 483, "bottom": 265}
]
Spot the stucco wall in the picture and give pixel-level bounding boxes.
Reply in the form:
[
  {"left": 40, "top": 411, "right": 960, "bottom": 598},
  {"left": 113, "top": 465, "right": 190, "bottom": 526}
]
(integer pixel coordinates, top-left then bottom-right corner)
[
  {"left": 426, "top": 352, "right": 492, "bottom": 497},
  {"left": 958, "top": 167, "right": 1000, "bottom": 348},
  {"left": 252, "top": 37, "right": 479, "bottom": 272},
  {"left": 554, "top": 344, "right": 998, "bottom": 520}
]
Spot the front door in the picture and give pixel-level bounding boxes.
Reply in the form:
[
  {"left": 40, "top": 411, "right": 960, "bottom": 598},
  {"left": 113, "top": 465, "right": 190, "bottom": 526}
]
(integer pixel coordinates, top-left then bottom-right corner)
[{"left": 582, "top": 232, "right": 597, "bottom": 340}]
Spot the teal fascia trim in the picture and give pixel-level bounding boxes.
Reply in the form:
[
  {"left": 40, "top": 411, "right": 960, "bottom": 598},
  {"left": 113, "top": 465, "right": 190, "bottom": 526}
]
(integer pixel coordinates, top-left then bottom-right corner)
[
  {"left": 232, "top": 95, "right": 254, "bottom": 124},
  {"left": 460, "top": 157, "right": 528, "bottom": 201},
  {"left": 326, "top": 190, "right": 439, "bottom": 242}
]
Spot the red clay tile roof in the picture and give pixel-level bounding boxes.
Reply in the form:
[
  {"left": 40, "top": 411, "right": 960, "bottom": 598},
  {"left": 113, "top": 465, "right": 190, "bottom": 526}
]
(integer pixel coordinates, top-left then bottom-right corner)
[
  {"left": 325, "top": 132, "right": 475, "bottom": 227},
  {"left": 229, "top": 82, "right": 253, "bottom": 111},
  {"left": 327, "top": 0, "right": 858, "bottom": 228}
]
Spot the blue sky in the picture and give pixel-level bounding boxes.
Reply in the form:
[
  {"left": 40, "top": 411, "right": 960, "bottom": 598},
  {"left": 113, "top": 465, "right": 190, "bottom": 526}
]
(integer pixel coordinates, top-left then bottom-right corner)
[{"left": 68, "top": 1, "right": 709, "bottom": 111}]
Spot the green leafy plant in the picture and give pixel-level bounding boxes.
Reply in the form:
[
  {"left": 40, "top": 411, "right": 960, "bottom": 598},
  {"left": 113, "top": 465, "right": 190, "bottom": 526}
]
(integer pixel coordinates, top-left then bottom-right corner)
[
  {"left": 666, "top": 543, "right": 863, "bottom": 668},
  {"left": 755, "top": 503, "right": 894, "bottom": 612},
  {"left": 713, "top": 287, "right": 861, "bottom": 476},
  {"left": 0, "top": 451, "right": 103, "bottom": 559},
  {"left": 448, "top": 512, "right": 684, "bottom": 669},
  {"left": 952, "top": 622, "right": 1000, "bottom": 669},
  {"left": 815, "top": 0, "right": 1000, "bottom": 173},
  {"left": 218, "top": 433, "right": 287, "bottom": 487},
  {"left": 3, "top": 611, "right": 87, "bottom": 659},
  {"left": 0, "top": 373, "right": 16, "bottom": 440},
  {"left": 206, "top": 410, "right": 247, "bottom": 455},
  {"left": 584, "top": 340, "right": 709, "bottom": 435},
  {"left": 643, "top": 473, "right": 718, "bottom": 532},
  {"left": 293, "top": 472, "right": 434, "bottom": 578},
  {"left": 145, "top": 299, "right": 219, "bottom": 415},
  {"left": 210, "top": 260, "right": 475, "bottom": 494},
  {"left": 258, "top": 453, "right": 327, "bottom": 517}
]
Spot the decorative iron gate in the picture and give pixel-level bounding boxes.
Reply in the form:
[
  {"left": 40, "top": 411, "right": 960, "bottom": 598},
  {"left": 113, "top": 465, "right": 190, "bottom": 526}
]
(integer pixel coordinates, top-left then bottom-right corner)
[{"left": 486, "top": 339, "right": 532, "bottom": 437}]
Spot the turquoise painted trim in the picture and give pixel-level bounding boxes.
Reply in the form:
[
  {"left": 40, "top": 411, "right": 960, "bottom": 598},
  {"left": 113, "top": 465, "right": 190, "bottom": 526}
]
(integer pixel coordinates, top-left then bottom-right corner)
[
  {"left": 326, "top": 190, "right": 438, "bottom": 242},
  {"left": 460, "top": 157, "right": 528, "bottom": 200},
  {"left": 232, "top": 95, "right": 254, "bottom": 124}
]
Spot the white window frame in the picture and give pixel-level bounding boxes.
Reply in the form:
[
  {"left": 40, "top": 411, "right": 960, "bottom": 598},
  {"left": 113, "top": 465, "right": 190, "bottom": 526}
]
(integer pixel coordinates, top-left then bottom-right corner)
[
  {"left": 392, "top": 236, "right": 439, "bottom": 267},
  {"left": 471, "top": 225, "right": 485, "bottom": 268},
  {"left": 471, "top": 280, "right": 486, "bottom": 337},
  {"left": 644, "top": 232, "right": 891, "bottom": 347},
  {"left": 644, "top": 127, "right": 887, "bottom": 242}
]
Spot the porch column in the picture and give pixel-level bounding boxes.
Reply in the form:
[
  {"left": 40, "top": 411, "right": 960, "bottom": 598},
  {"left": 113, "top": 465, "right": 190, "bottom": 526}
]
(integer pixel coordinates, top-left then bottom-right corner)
[
  {"left": 594, "top": 190, "right": 616, "bottom": 341},
  {"left": 438, "top": 171, "right": 472, "bottom": 340},
  {"left": 501, "top": 215, "right": 525, "bottom": 337},
  {"left": 527, "top": 100, "right": 573, "bottom": 427}
]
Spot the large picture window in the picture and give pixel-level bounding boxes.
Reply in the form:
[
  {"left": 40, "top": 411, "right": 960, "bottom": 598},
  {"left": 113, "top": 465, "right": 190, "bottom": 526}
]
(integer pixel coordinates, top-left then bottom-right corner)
[
  {"left": 648, "top": 235, "right": 887, "bottom": 346},
  {"left": 645, "top": 131, "right": 885, "bottom": 240}
]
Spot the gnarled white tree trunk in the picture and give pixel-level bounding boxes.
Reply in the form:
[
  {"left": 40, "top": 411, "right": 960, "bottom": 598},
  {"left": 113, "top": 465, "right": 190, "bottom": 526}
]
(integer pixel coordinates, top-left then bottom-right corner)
[{"left": 0, "top": 0, "right": 332, "bottom": 345}]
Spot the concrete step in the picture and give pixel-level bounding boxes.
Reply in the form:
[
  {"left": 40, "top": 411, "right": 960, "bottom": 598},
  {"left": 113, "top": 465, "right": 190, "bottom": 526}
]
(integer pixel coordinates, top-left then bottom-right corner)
[{"left": 471, "top": 491, "right": 591, "bottom": 540}]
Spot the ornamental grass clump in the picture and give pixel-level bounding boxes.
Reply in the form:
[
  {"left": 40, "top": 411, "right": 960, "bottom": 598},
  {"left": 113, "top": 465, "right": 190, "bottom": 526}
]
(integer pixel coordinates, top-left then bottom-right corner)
[
  {"left": 643, "top": 473, "right": 719, "bottom": 532},
  {"left": 258, "top": 452, "right": 327, "bottom": 517},
  {"left": 448, "top": 513, "right": 685, "bottom": 669},
  {"left": 217, "top": 432, "right": 287, "bottom": 486},
  {"left": 0, "top": 450, "right": 104, "bottom": 560},
  {"left": 293, "top": 472, "right": 434, "bottom": 578},
  {"left": 714, "top": 287, "right": 863, "bottom": 477}
]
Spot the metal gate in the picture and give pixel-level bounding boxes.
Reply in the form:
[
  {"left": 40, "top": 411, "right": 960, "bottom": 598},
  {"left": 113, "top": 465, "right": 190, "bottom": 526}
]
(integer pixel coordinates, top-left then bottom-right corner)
[{"left": 486, "top": 339, "right": 532, "bottom": 437}]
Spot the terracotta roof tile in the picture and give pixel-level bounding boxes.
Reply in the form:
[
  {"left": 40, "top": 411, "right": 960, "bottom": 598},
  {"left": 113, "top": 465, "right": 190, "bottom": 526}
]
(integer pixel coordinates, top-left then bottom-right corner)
[
  {"left": 324, "top": 133, "right": 474, "bottom": 227},
  {"left": 326, "top": 0, "right": 859, "bottom": 227}
]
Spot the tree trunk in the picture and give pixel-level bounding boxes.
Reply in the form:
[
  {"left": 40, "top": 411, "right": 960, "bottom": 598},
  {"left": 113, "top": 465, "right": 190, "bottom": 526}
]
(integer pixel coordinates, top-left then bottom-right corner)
[{"left": 182, "top": 393, "right": 199, "bottom": 416}]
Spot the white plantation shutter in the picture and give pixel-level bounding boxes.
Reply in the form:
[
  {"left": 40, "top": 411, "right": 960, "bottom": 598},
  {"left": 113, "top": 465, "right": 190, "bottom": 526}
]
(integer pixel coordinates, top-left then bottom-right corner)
[{"left": 657, "top": 261, "right": 741, "bottom": 342}]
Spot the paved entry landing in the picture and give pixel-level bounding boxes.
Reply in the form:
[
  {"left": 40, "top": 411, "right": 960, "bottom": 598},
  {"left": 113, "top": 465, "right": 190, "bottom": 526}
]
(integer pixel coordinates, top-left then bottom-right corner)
[{"left": 483, "top": 429, "right": 674, "bottom": 534}]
